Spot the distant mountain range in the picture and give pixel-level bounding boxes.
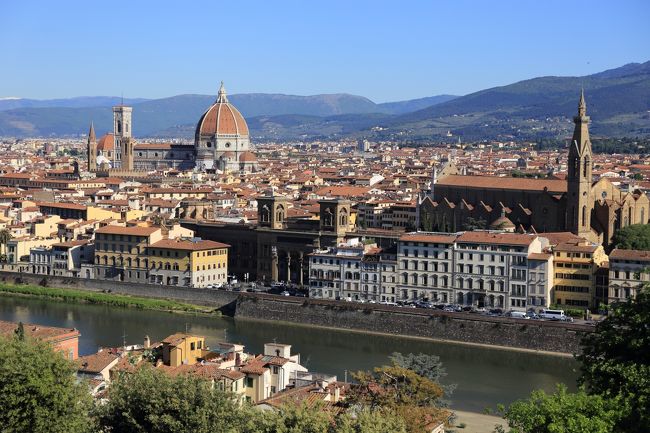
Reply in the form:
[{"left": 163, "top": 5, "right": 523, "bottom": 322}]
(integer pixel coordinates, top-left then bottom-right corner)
[
  {"left": 1, "top": 60, "right": 649, "bottom": 141},
  {"left": 0, "top": 93, "right": 457, "bottom": 138}
]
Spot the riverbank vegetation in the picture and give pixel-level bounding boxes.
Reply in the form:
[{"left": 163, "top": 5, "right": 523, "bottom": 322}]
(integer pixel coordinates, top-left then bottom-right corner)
[
  {"left": 0, "top": 283, "right": 217, "bottom": 315},
  {"left": 495, "top": 287, "right": 650, "bottom": 432}
]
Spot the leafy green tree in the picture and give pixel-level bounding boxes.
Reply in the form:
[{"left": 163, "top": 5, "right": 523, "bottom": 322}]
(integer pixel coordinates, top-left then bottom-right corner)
[
  {"left": 390, "top": 352, "right": 456, "bottom": 403},
  {"left": 495, "top": 384, "right": 621, "bottom": 433},
  {"left": 96, "top": 365, "right": 244, "bottom": 433},
  {"left": 0, "top": 336, "right": 93, "bottom": 433},
  {"left": 335, "top": 408, "right": 406, "bottom": 433},
  {"left": 14, "top": 321, "right": 25, "bottom": 341},
  {"left": 611, "top": 224, "right": 650, "bottom": 251},
  {"left": 346, "top": 364, "right": 450, "bottom": 433},
  {"left": 576, "top": 287, "right": 650, "bottom": 432},
  {"left": 0, "top": 228, "right": 12, "bottom": 261}
]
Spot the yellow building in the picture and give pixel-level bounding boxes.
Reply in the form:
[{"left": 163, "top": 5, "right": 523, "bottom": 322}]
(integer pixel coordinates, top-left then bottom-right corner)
[
  {"left": 552, "top": 239, "right": 608, "bottom": 309},
  {"left": 148, "top": 238, "right": 229, "bottom": 287},
  {"left": 94, "top": 225, "right": 163, "bottom": 282},
  {"left": 161, "top": 333, "right": 206, "bottom": 367},
  {"left": 32, "top": 215, "right": 62, "bottom": 238}
]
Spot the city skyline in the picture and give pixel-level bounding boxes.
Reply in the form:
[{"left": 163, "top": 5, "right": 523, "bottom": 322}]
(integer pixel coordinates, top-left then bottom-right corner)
[{"left": 1, "top": 0, "right": 649, "bottom": 101}]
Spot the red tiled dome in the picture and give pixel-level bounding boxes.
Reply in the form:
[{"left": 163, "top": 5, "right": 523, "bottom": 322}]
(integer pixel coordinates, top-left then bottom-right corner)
[
  {"left": 96, "top": 133, "right": 114, "bottom": 151},
  {"left": 239, "top": 151, "right": 257, "bottom": 162},
  {"left": 196, "top": 83, "right": 249, "bottom": 137}
]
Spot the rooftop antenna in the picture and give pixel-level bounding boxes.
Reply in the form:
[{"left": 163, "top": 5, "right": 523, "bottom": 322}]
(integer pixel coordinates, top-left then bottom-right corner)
[
  {"left": 185, "top": 322, "right": 189, "bottom": 333},
  {"left": 122, "top": 329, "right": 127, "bottom": 348}
]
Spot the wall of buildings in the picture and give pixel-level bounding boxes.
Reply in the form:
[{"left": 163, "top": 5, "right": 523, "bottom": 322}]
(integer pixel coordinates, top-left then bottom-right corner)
[{"left": 234, "top": 294, "right": 591, "bottom": 354}]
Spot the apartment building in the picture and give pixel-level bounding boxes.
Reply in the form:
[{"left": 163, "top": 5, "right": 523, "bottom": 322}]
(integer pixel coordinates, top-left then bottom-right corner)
[
  {"left": 310, "top": 231, "right": 552, "bottom": 310},
  {"left": 607, "top": 248, "right": 650, "bottom": 303},
  {"left": 454, "top": 232, "right": 548, "bottom": 310},
  {"left": 397, "top": 233, "right": 455, "bottom": 303},
  {"left": 552, "top": 240, "right": 607, "bottom": 309},
  {"left": 147, "top": 238, "right": 229, "bottom": 287},
  {"left": 94, "top": 225, "right": 163, "bottom": 283}
]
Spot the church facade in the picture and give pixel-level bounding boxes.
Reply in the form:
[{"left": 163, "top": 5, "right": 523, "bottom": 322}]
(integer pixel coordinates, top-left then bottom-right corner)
[
  {"left": 417, "top": 92, "right": 649, "bottom": 246},
  {"left": 86, "top": 82, "right": 257, "bottom": 174}
]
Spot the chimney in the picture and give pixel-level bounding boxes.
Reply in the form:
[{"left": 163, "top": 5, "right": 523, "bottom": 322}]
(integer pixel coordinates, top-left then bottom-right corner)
[
  {"left": 144, "top": 335, "right": 150, "bottom": 349},
  {"left": 235, "top": 352, "right": 241, "bottom": 367},
  {"left": 334, "top": 385, "right": 340, "bottom": 402}
]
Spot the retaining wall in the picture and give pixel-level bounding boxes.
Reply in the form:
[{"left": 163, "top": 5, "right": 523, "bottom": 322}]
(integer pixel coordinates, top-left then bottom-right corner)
[
  {"left": 235, "top": 294, "right": 592, "bottom": 354},
  {"left": 0, "top": 271, "right": 239, "bottom": 309}
]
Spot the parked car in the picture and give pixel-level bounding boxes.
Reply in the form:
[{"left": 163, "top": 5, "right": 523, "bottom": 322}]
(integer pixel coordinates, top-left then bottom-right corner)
[
  {"left": 508, "top": 311, "right": 530, "bottom": 319},
  {"left": 280, "top": 291, "right": 290, "bottom": 296}
]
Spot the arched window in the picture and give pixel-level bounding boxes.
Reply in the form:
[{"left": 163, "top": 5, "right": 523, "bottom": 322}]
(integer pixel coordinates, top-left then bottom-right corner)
[
  {"left": 260, "top": 205, "right": 270, "bottom": 223},
  {"left": 583, "top": 158, "right": 589, "bottom": 178},
  {"left": 582, "top": 205, "right": 587, "bottom": 227},
  {"left": 629, "top": 207, "right": 633, "bottom": 225},
  {"left": 117, "top": 120, "right": 122, "bottom": 134}
]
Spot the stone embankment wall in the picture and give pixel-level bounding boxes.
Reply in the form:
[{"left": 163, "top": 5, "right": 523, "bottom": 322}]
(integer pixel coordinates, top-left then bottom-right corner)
[
  {"left": 0, "top": 270, "right": 592, "bottom": 353},
  {"left": 235, "top": 294, "right": 592, "bottom": 354},
  {"left": 0, "top": 271, "right": 239, "bottom": 309}
]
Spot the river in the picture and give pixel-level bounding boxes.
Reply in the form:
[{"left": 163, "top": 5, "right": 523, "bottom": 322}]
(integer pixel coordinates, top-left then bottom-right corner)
[{"left": 0, "top": 295, "right": 578, "bottom": 413}]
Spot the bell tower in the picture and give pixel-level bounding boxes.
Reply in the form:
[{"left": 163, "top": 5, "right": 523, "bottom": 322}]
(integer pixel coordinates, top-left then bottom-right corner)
[
  {"left": 113, "top": 104, "right": 133, "bottom": 169},
  {"left": 87, "top": 122, "right": 97, "bottom": 171},
  {"left": 566, "top": 90, "right": 593, "bottom": 238}
]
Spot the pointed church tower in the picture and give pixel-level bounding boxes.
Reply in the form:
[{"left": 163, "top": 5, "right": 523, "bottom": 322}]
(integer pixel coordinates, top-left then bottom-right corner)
[
  {"left": 566, "top": 89, "right": 593, "bottom": 238},
  {"left": 87, "top": 122, "right": 97, "bottom": 171}
]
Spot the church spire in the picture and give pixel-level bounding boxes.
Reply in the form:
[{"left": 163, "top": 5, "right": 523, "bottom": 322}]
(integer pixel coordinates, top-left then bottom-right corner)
[
  {"left": 216, "top": 81, "right": 228, "bottom": 103},
  {"left": 578, "top": 87, "right": 586, "bottom": 117},
  {"left": 88, "top": 121, "right": 96, "bottom": 142}
]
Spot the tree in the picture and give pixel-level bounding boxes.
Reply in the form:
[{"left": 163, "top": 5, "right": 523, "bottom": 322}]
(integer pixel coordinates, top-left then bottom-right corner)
[
  {"left": 611, "top": 224, "right": 650, "bottom": 251},
  {"left": 0, "top": 336, "right": 93, "bottom": 433},
  {"left": 14, "top": 321, "right": 24, "bottom": 341},
  {"left": 389, "top": 352, "right": 456, "bottom": 404},
  {"left": 335, "top": 408, "right": 406, "bottom": 433},
  {"left": 0, "top": 228, "right": 12, "bottom": 262},
  {"left": 495, "top": 384, "right": 621, "bottom": 433},
  {"left": 238, "top": 403, "right": 407, "bottom": 433},
  {"left": 576, "top": 287, "right": 650, "bottom": 432},
  {"left": 96, "top": 365, "right": 244, "bottom": 433},
  {"left": 346, "top": 364, "right": 450, "bottom": 433},
  {"left": 462, "top": 217, "right": 487, "bottom": 231}
]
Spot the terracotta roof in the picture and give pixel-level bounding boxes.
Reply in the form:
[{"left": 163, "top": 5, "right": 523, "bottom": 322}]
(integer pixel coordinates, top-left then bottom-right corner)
[
  {"left": 608, "top": 248, "right": 650, "bottom": 261},
  {"left": 151, "top": 238, "right": 230, "bottom": 251},
  {"left": 196, "top": 100, "right": 249, "bottom": 136},
  {"left": 96, "top": 133, "right": 114, "bottom": 151},
  {"left": 438, "top": 175, "right": 567, "bottom": 193},
  {"left": 554, "top": 242, "right": 598, "bottom": 253},
  {"left": 95, "top": 225, "right": 160, "bottom": 236},
  {"left": 0, "top": 320, "right": 79, "bottom": 342},
  {"left": 77, "top": 350, "right": 120, "bottom": 374},
  {"left": 399, "top": 233, "right": 457, "bottom": 244},
  {"left": 528, "top": 252, "right": 552, "bottom": 260},
  {"left": 37, "top": 201, "right": 86, "bottom": 210},
  {"left": 161, "top": 333, "right": 196, "bottom": 346},
  {"left": 165, "top": 364, "right": 245, "bottom": 381},
  {"left": 239, "top": 151, "right": 257, "bottom": 162},
  {"left": 456, "top": 231, "right": 536, "bottom": 246}
]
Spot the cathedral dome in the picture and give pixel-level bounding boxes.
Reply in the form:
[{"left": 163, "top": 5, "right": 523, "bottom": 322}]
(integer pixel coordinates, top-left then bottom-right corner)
[
  {"left": 195, "top": 82, "right": 249, "bottom": 137},
  {"left": 239, "top": 151, "right": 257, "bottom": 162},
  {"left": 489, "top": 215, "right": 515, "bottom": 232}
]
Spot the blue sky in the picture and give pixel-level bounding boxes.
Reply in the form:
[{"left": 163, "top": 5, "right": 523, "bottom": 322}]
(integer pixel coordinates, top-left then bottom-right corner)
[{"left": 1, "top": 0, "right": 648, "bottom": 102}]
